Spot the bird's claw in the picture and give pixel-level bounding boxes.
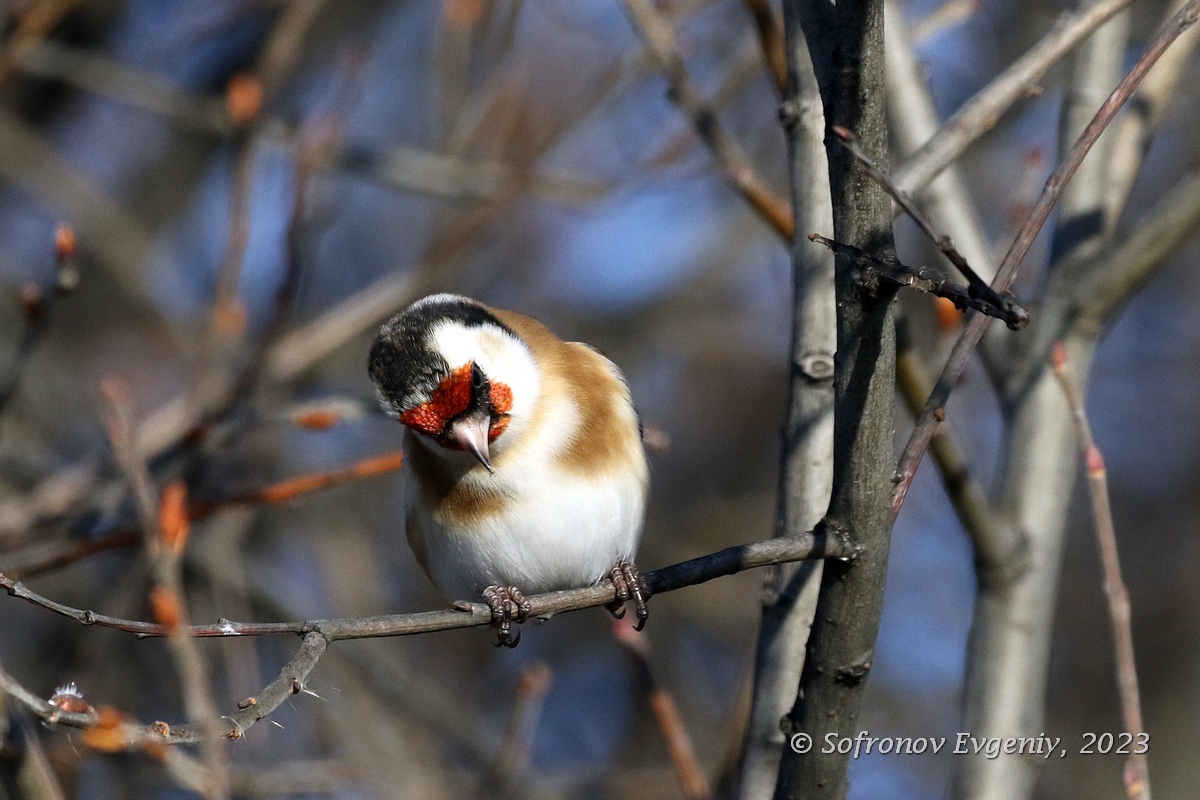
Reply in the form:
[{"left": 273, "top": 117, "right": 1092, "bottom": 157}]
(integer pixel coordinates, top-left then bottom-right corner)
[
  {"left": 483, "top": 585, "right": 531, "bottom": 648},
  {"left": 607, "top": 559, "right": 650, "bottom": 631}
]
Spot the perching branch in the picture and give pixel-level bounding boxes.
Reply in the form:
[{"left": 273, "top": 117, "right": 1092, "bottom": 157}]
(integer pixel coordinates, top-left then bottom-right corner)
[{"left": 2, "top": 525, "right": 852, "bottom": 641}]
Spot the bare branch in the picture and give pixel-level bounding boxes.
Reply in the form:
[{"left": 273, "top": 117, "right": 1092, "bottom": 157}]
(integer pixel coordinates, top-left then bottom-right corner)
[
  {"left": 486, "top": 662, "right": 553, "bottom": 791},
  {"left": 832, "top": 126, "right": 1016, "bottom": 315},
  {"left": 808, "top": 234, "right": 1027, "bottom": 328},
  {"left": 894, "top": 323, "right": 1026, "bottom": 588},
  {"left": 884, "top": 0, "right": 996, "bottom": 284},
  {"left": 892, "top": 0, "right": 1136, "bottom": 198},
  {"left": 1, "top": 631, "right": 328, "bottom": 752},
  {"left": 741, "top": 0, "right": 788, "bottom": 93},
  {"left": 736, "top": 4, "right": 834, "bottom": 795},
  {"left": 1106, "top": 0, "right": 1200, "bottom": 221},
  {"left": 775, "top": 0, "right": 897, "bottom": 796},
  {"left": 893, "top": 0, "right": 1200, "bottom": 516},
  {"left": 103, "top": 384, "right": 231, "bottom": 799},
  {"left": 0, "top": 225, "right": 78, "bottom": 417},
  {"left": 0, "top": 0, "right": 77, "bottom": 86},
  {"left": 909, "top": 0, "right": 978, "bottom": 44},
  {"left": 620, "top": 0, "right": 794, "bottom": 239},
  {"left": 1051, "top": 344, "right": 1150, "bottom": 800},
  {"left": 616, "top": 622, "right": 713, "bottom": 800},
  {"left": 1, "top": 526, "right": 852, "bottom": 640},
  {"left": 1074, "top": 170, "right": 1200, "bottom": 326}
]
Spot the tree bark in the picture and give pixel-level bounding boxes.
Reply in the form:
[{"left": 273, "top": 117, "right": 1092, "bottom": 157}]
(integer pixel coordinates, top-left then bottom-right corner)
[
  {"left": 735, "top": 5, "right": 836, "bottom": 797},
  {"left": 773, "top": 0, "right": 897, "bottom": 797}
]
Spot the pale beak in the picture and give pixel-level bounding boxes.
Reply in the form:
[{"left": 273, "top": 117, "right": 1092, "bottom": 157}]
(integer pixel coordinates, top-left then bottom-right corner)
[{"left": 446, "top": 414, "right": 494, "bottom": 473}]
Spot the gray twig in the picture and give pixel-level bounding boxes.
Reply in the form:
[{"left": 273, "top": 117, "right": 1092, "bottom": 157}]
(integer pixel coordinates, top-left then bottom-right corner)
[
  {"left": 1051, "top": 344, "right": 1151, "bottom": 800},
  {"left": 893, "top": 0, "right": 1200, "bottom": 517}
]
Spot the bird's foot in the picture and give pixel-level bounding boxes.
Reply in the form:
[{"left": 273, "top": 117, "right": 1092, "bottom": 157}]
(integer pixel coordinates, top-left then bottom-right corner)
[
  {"left": 483, "top": 585, "right": 531, "bottom": 648},
  {"left": 606, "top": 559, "right": 650, "bottom": 631}
]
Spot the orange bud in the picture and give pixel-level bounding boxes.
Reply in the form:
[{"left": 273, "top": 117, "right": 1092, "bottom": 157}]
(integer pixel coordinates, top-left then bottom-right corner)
[
  {"left": 143, "top": 738, "right": 167, "bottom": 761},
  {"left": 1050, "top": 341, "right": 1067, "bottom": 372},
  {"left": 444, "top": 0, "right": 483, "bottom": 28},
  {"left": 54, "top": 225, "right": 77, "bottom": 261},
  {"left": 149, "top": 585, "right": 182, "bottom": 631},
  {"left": 293, "top": 409, "right": 340, "bottom": 431},
  {"left": 49, "top": 683, "right": 90, "bottom": 714},
  {"left": 226, "top": 73, "right": 263, "bottom": 127},
  {"left": 934, "top": 297, "right": 963, "bottom": 331},
  {"left": 213, "top": 298, "right": 247, "bottom": 338},
  {"left": 158, "top": 481, "right": 189, "bottom": 555},
  {"left": 1086, "top": 444, "right": 1105, "bottom": 476},
  {"left": 82, "top": 707, "right": 130, "bottom": 752}
]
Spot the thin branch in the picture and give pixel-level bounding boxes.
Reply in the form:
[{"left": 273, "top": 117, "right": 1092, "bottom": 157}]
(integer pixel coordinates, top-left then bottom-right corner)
[
  {"left": 0, "top": 109, "right": 159, "bottom": 330},
  {"left": 0, "top": 528, "right": 142, "bottom": 581},
  {"left": 909, "top": 0, "right": 978, "bottom": 44},
  {"left": 486, "top": 662, "right": 553, "bottom": 792},
  {"left": 894, "top": 322, "right": 1026, "bottom": 588},
  {"left": 620, "top": 0, "right": 794, "bottom": 238},
  {"left": 0, "top": 0, "right": 77, "bottom": 86},
  {"left": 741, "top": 0, "right": 788, "bottom": 93},
  {"left": 832, "top": 126, "right": 1015, "bottom": 315},
  {"left": 736, "top": 3, "right": 834, "bottom": 795},
  {"left": 0, "top": 225, "right": 78, "bottom": 416},
  {"left": 194, "top": 451, "right": 405, "bottom": 513},
  {"left": 0, "top": 631, "right": 327, "bottom": 747},
  {"left": 103, "top": 383, "right": 230, "bottom": 799},
  {"left": 1105, "top": 0, "right": 1200, "bottom": 221},
  {"left": 808, "top": 234, "right": 1027, "bottom": 328},
  {"left": 615, "top": 620, "right": 713, "bottom": 800},
  {"left": 0, "top": 451, "right": 403, "bottom": 580},
  {"left": 893, "top": 0, "right": 1200, "bottom": 516},
  {"left": 1050, "top": 344, "right": 1150, "bottom": 800},
  {"left": 884, "top": 0, "right": 996, "bottom": 285},
  {"left": 774, "top": 0, "right": 897, "bottom": 795},
  {"left": 1073, "top": 170, "right": 1200, "bottom": 326},
  {"left": 18, "top": 40, "right": 604, "bottom": 204},
  {"left": 892, "top": 0, "right": 1136, "bottom": 198},
  {"left": 1, "top": 526, "right": 852, "bottom": 640}
]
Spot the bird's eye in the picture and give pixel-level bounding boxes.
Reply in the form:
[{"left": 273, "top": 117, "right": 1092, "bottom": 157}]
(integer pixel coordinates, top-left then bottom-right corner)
[{"left": 471, "top": 362, "right": 485, "bottom": 389}]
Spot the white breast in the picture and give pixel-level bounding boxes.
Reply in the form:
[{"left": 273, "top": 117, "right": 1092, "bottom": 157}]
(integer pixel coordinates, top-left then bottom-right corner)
[{"left": 408, "top": 463, "right": 647, "bottom": 600}]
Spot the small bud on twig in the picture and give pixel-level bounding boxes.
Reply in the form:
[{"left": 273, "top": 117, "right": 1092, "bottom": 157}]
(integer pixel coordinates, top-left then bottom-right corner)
[
  {"left": 50, "top": 683, "right": 90, "bottom": 714},
  {"left": 226, "top": 73, "right": 263, "bottom": 128},
  {"left": 149, "top": 585, "right": 182, "bottom": 631},
  {"left": 54, "top": 224, "right": 80, "bottom": 293},
  {"left": 158, "top": 481, "right": 190, "bottom": 555},
  {"left": 81, "top": 707, "right": 131, "bottom": 752}
]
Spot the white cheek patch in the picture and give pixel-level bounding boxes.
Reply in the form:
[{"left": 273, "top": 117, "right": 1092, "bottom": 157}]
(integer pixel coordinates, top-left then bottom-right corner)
[{"left": 427, "top": 320, "right": 540, "bottom": 428}]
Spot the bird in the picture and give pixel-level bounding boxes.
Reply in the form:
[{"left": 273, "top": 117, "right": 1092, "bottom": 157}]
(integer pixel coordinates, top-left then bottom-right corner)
[{"left": 368, "top": 294, "right": 650, "bottom": 646}]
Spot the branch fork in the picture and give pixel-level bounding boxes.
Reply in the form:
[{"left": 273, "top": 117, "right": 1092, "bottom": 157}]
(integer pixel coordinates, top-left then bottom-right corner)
[{"left": 808, "top": 233, "right": 1029, "bottom": 329}]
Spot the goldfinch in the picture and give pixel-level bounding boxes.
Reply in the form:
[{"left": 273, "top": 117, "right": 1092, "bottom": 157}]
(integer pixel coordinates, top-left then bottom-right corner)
[{"left": 368, "top": 294, "right": 650, "bottom": 646}]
